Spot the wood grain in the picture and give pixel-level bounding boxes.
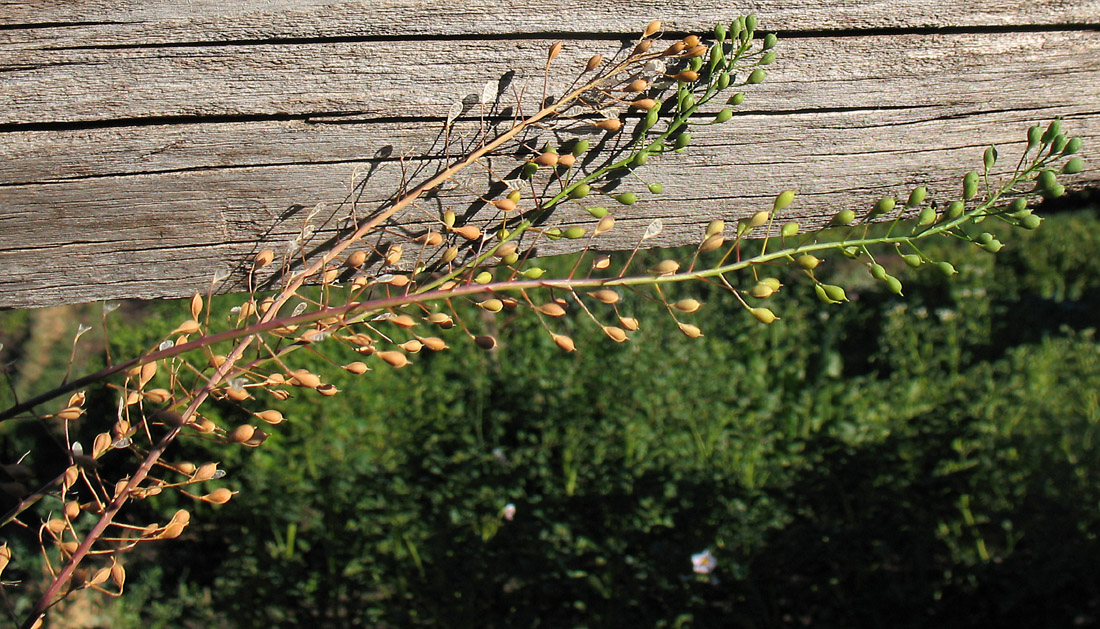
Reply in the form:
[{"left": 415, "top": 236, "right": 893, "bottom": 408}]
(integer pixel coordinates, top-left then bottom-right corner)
[{"left": 1, "top": 2, "right": 1098, "bottom": 308}]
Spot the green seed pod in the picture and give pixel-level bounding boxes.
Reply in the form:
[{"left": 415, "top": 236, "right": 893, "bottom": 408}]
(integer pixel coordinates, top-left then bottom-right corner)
[
  {"left": 917, "top": 207, "right": 936, "bottom": 226},
  {"left": 503, "top": 253, "right": 519, "bottom": 265},
  {"left": 763, "top": 33, "right": 778, "bottom": 50},
  {"left": 674, "top": 133, "right": 692, "bottom": 152},
  {"left": 614, "top": 192, "right": 637, "bottom": 206},
  {"left": 983, "top": 145, "right": 998, "bottom": 171},
  {"left": 522, "top": 161, "right": 539, "bottom": 178},
  {"left": 522, "top": 267, "right": 546, "bottom": 279},
  {"left": 706, "top": 220, "right": 725, "bottom": 237},
  {"left": 872, "top": 197, "right": 896, "bottom": 217},
  {"left": 814, "top": 284, "right": 836, "bottom": 304},
  {"left": 648, "top": 182, "right": 664, "bottom": 194},
  {"left": 569, "top": 183, "right": 591, "bottom": 199},
  {"left": 886, "top": 275, "right": 903, "bottom": 295},
  {"left": 902, "top": 254, "right": 922, "bottom": 268},
  {"left": 1050, "top": 135, "right": 1068, "bottom": 154},
  {"left": 689, "top": 56, "right": 704, "bottom": 72},
  {"left": 544, "top": 227, "right": 562, "bottom": 240},
  {"left": 1041, "top": 119, "right": 1062, "bottom": 144},
  {"left": 1043, "top": 183, "right": 1065, "bottom": 199},
  {"left": 963, "top": 171, "right": 980, "bottom": 200},
  {"left": 1009, "top": 197, "right": 1028, "bottom": 214},
  {"left": 475, "top": 271, "right": 492, "bottom": 284},
  {"left": 1063, "top": 157, "right": 1085, "bottom": 174},
  {"left": 937, "top": 261, "right": 957, "bottom": 276},
  {"left": 781, "top": 222, "right": 799, "bottom": 237},
  {"left": 759, "top": 277, "right": 782, "bottom": 291},
  {"left": 746, "top": 69, "right": 766, "bottom": 84},
  {"left": 708, "top": 43, "right": 725, "bottom": 70},
  {"left": 1020, "top": 214, "right": 1042, "bottom": 230},
  {"left": 729, "top": 18, "right": 742, "bottom": 41},
  {"left": 498, "top": 228, "right": 511, "bottom": 240},
  {"left": 870, "top": 263, "right": 888, "bottom": 280},
  {"left": 749, "top": 283, "right": 775, "bottom": 299},
  {"left": 976, "top": 232, "right": 994, "bottom": 245},
  {"left": 842, "top": 246, "right": 860, "bottom": 259},
  {"left": 774, "top": 190, "right": 796, "bottom": 212},
  {"left": 748, "top": 210, "right": 770, "bottom": 228},
  {"left": 759, "top": 51, "right": 777, "bottom": 65},
  {"left": 1037, "top": 169, "right": 1057, "bottom": 192},
  {"left": 946, "top": 201, "right": 965, "bottom": 220},
  {"left": 823, "top": 284, "right": 848, "bottom": 302},
  {"left": 1027, "top": 124, "right": 1042, "bottom": 149},
  {"left": 443, "top": 210, "right": 456, "bottom": 229},
  {"left": 633, "top": 151, "right": 650, "bottom": 167},
  {"left": 714, "top": 108, "right": 733, "bottom": 123},
  {"left": 588, "top": 206, "right": 609, "bottom": 218},
  {"left": 728, "top": 93, "right": 746, "bottom": 106},
  {"left": 745, "top": 14, "right": 758, "bottom": 32},
  {"left": 906, "top": 186, "right": 927, "bottom": 208},
  {"left": 833, "top": 209, "right": 856, "bottom": 225},
  {"left": 981, "top": 239, "right": 1003, "bottom": 253},
  {"left": 643, "top": 106, "right": 660, "bottom": 130},
  {"left": 750, "top": 307, "right": 778, "bottom": 324},
  {"left": 716, "top": 71, "right": 731, "bottom": 90},
  {"left": 1063, "top": 137, "right": 1082, "bottom": 155},
  {"left": 796, "top": 255, "right": 821, "bottom": 270},
  {"left": 564, "top": 227, "right": 587, "bottom": 239},
  {"left": 572, "top": 139, "right": 590, "bottom": 156},
  {"left": 714, "top": 23, "right": 727, "bottom": 41}
]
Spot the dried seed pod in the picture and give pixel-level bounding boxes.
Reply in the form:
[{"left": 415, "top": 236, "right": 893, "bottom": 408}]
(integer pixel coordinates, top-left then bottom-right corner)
[
  {"left": 603, "top": 326, "right": 628, "bottom": 343},
  {"left": 644, "top": 20, "right": 662, "bottom": 37},
  {"left": 45, "top": 519, "right": 67, "bottom": 535},
  {"left": 384, "top": 245, "right": 403, "bottom": 266},
  {"left": 553, "top": 334, "right": 576, "bottom": 352},
  {"left": 585, "top": 54, "right": 603, "bottom": 72},
  {"left": 289, "top": 370, "right": 321, "bottom": 389},
  {"left": 453, "top": 226, "right": 482, "bottom": 241},
  {"left": 322, "top": 268, "right": 340, "bottom": 284},
  {"left": 400, "top": 340, "right": 424, "bottom": 353},
  {"left": 650, "top": 260, "right": 680, "bottom": 275},
  {"left": 595, "top": 216, "right": 615, "bottom": 235},
  {"left": 343, "top": 362, "right": 370, "bottom": 375},
  {"left": 673, "top": 298, "right": 701, "bottom": 313},
  {"left": 685, "top": 44, "right": 708, "bottom": 58},
  {"left": 629, "top": 98, "right": 658, "bottom": 110},
  {"left": 593, "top": 255, "right": 612, "bottom": 270},
  {"left": 619, "top": 317, "right": 640, "bottom": 331},
  {"left": 255, "top": 410, "right": 286, "bottom": 425},
  {"left": 683, "top": 35, "right": 701, "bottom": 48},
  {"left": 474, "top": 335, "right": 498, "bottom": 350},
  {"left": 589, "top": 289, "right": 620, "bottom": 305},
  {"left": 390, "top": 314, "right": 417, "bottom": 328},
  {"left": 193, "top": 463, "right": 218, "bottom": 482},
  {"left": 416, "top": 232, "right": 444, "bottom": 247},
  {"left": 664, "top": 41, "right": 687, "bottom": 55},
  {"left": 625, "top": 79, "right": 649, "bottom": 92},
  {"left": 62, "top": 465, "right": 79, "bottom": 489},
  {"left": 171, "top": 319, "right": 201, "bottom": 335},
  {"left": 678, "top": 323, "right": 703, "bottom": 338},
  {"left": 534, "top": 151, "right": 559, "bottom": 166},
  {"left": 377, "top": 351, "right": 410, "bottom": 368},
  {"left": 64, "top": 501, "right": 80, "bottom": 520},
  {"left": 421, "top": 337, "right": 449, "bottom": 351},
  {"left": 672, "top": 70, "right": 699, "bottom": 82},
  {"left": 700, "top": 234, "right": 725, "bottom": 252},
  {"left": 556, "top": 154, "right": 577, "bottom": 168},
  {"left": 344, "top": 250, "right": 367, "bottom": 268},
  {"left": 492, "top": 198, "right": 517, "bottom": 212},
  {"left": 478, "top": 298, "right": 504, "bottom": 313},
  {"left": 177, "top": 462, "right": 197, "bottom": 475},
  {"left": 111, "top": 563, "right": 126, "bottom": 589},
  {"left": 495, "top": 242, "right": 519, "bottom": 258},
  {"left": 59, "top": 541, "right": 79, "bottom": 556},
  {"left": 594, "top": 118, "right": 623, "bottom": 132},
  {"left": 535, "top": 303, "right": 567, "bottom": 317},
  {"left": 548, "top": 41, "right": 563, "bottom": 62},
  {"left": 632, "top": 39, "right": 653, "bottom": 55},
  {"left": 426, "top": 312, "right": 455, "bottom": 328},
  {"left": 227, "top": 425, "right": 255, "bottom": 443},
  {"left": 316, "top": 384, "right": 340, "bottom": 397},
  {"left": 54, "top": 406, "right": 84, "bottom": 421},
  {"left": 202, "top": 488, "right": 235, "bottom": 505},
  {"left": 253, "top": 249, "right": 275, "bottom": 269},
  {"left": 92, "top": 433, "right": 112, "bottom": 459},
  {"left": 226, "top": 386, "right": 250, "bottom": 402}
]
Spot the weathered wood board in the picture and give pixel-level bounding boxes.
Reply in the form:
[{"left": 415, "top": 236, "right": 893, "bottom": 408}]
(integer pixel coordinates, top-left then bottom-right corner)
[{"left": 2, "top": 1, "right": 1099, "bottom": 308}]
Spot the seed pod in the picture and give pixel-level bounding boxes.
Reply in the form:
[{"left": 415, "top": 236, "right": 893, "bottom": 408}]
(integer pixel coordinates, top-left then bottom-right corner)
[
  {"left": 750, "top": 307, "right": 778, "bottom": 324},
  {"left": 705, "top": 220, "right": 725, "bottom": 237},
  {"left": 963, "top": 171, "right": 980, "bottom": 200},
  {"left": 945, "top": 201, "right": 965, "bottom": 220},
  {"left": 535, "top": 303, "right": 567, "bottom": 317},
  {"left": 781, "top": 222, "right": 799, "bottom": 237},
  {"left": 632, "top": 39, "right": 653, "bottom": 55},
  {"left": 453, "top": 225, "right": 482, "bottom": 241},
  {"left": 614, "top": 192, "right": 637, "bottom": 205},
  {"left": 814, "top": 284, "right": 836, "bottom": 304},
  {"left": 63, "top": 465, "right": 79, "bottom": 489},
  {"left": 673, "top": 70, "right": 699, "bottom": 82},
  {"left": 630, "top": 98, "right": 658, "bottom": 111},
  {"left": 226, "top": 386, "right": 250, "bottom": 402},
  {"left": 1020, "top": 214, "right": 1042, "bottom": 230},
  {"left": 522, "top": 267, "right": 546, "bottom": 279},
  {"left": 556, "top": 154, "right": 577, "bottom": 169},
  {"left": 585, "top": 55, "right": 603, "bottom": 73},
  {"left": 289, "top": 370, "right": 321, "bottom": 389},
  {"left": 569, "top": 183, "right": 591, "bottom": 199},
  {"left": 625, "top": 79, "right": 649, "bottom": 92},
  {"left": 421, "top": 337, "right": 448, "bottom": 351},
  {"left": 54, "top": 406, "right": 84, "bottom": 421},
  {"left": 700, "top": 234, "right": 725, "bottom": 252},
  {"left": 664, "top": 41, "right": 687, "bottom": 55},
  {"left": 795, "top": 255, "right": 821, "bottom": 270},
  {"left": 650, "top": 259, "right": 680, "bottom": 275},
  {"left": 773, "top": 190, "right": 796, "bottom": 213},
  {"left": 872, "top": 197, "right": 896, "bottom": 217},
  {"left": 902, "top": 254, "right": 922, "bottom": 268},
  {"left": 589, "top": 289, "right": 619, "bottom": 305},
  {"left": 728, "top": 92, "right": 746, "bottom": 106},
  {"left": 869, "top": 264, "right": 888, "bottom": 280},
  {"left": 474, "top": 271, "right": 492, "bottom": 285},
  {"left": 534, "top": 151, "right": 559, "bottom": 167},
  {"left": 595, "top": 217, "right": 615, "bottom": 235},
  {"left": 593, "top": 255, "right": 611, "bottom": 270},
  {"left": 595, "top": 118, "right": 623, "bottom": 131},
  {"left": 203, "top": 488, "right": 234, "bottom": 505},
  {"left": 46, "top": 519, "right": 67, "bottom": 535},
  {"left": 685, "top": 44, "right": 708, "bottom": 58},
  {"left": 255, "top": 410, "right": 286, "bottom": 425},
  {"left": 603, "top": 326, "right": 628, "bottom": 342},
  {"left": 427, "top": 312, "right": 454, "bottom": 328},
  {"left": 478, "top": 298, "right": 504, "bottom": 313},
  {"left": 619, "top": 317, "right": 640, "bottom": 331},
  {"left": 673, "top": 299, "right": 701, "bottom": 313},
  {"left": 377, "top": 351, "right": 410, "bottom": 368},
  {"left": 746, "top": 69, "right": 766, "bottom": 84},
  {"left": 917, "top": 207, "right": 936, "bottom": 226},
  {"left": 647, "top": 182, "right": 664, "bottom": 194},
  {"left": 171, "top": 319, "right": 201, "bottom": 336},
  {"left": 937, "top": 261, "right": 957, "bottom": 276},
  {"left": 474, "top": 335, "right": 497, "bottom": 350},
  {"left": 1063, "top": 137, "right": 1082, "bottom": 155},
  {"left": 981, "top": 239, "right": 1004, "bottom": 253},
  {"left": 749, "top": 282, "right": 775, "bottom": 299},
  {"left": 823, "top": 284, "right": 848, "bottom": 302},
  {"left": 674, "top": 133, "right": 692, "bottom": 151},
  {"left": 92, "top": 432, "right": 112, "bottom": 458},
  {"left": 253, "top": 249, "right": 275, "bottom": 269},
  {"left": 1063, "top": 157, "right": 1084, "bottom": 174},
  {"left": 492, "top": 198, "right": 517, "bottom": 213},
  {"left": 564, "top": 227, "right": 587, "bottom": 239},
  {"left": 644, "top": 20, "right": 662, "bottom": 37},
  {"left": 553, "top": 334, "right": 576, "bottom": 352},
  {"left": 714, "top": 108, "right": 733, "bottom": 123},
  {"left": 748, "top": 211, "right": 770, "bottom": 229},
  {"left": 683, "top": 35, "right": 701, "bottom": 47},
  {"left": 548, "top": 41, "right": 562, "bottom": 62},
  {"left": 343, "top": 361, "right": 370, "bottom": 375},
  {"left": 759, "top": 50, "right": 777, "bottom": 65},
  {"left": 679, "top": 323, "right": 704, "bottom": 338},
  {"left": 227, "top": 425, "right": 255, "bottom": 443},
  {"left": 833, "top": 209, "right": 856, "bottom": 225},
  {"left": 588, "top": 206, "right": 609, "bottom": 218},
  {"left": 64, "top": 501, "right": 80, "bottom": 520}
]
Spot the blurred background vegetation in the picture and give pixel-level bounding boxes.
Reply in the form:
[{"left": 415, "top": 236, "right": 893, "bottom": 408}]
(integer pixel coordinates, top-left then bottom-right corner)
[{"left": 2, "top": 194, "right": 1099, "bottom": 628}]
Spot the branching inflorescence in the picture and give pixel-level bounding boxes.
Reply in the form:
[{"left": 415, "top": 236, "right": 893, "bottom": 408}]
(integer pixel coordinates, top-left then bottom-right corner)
[{"left": 0, "top": 16, "right": 1086, "bottom": 628}]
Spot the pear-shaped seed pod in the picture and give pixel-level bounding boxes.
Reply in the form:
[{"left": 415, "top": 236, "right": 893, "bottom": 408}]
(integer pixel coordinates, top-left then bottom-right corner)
[
  {"left": 630, "top": 98, "right": 658, "bottom": 110},
  {"left": 672, "top": 70, "right": 699, "bottom": 82},
  {"left": 266, "top": 373, "right": 286, "bottom": 385},
  {"left": 595, "top": 119, "right": 623, "bottom": 131},
  {"left": 227, "top": 425, "right": 255, "bottom": 443},
  {"left": 253, "top": 249, "right": 275, "bottom": 269},
  {"left": 63, "top": 466, "right": 79, "bottom": 489},
  {"left": 679, "top": 323, "right": 704, "bottom": 338},
  {"left": 748, "top": 211, "right": 770, "bottom": 228},
  {"left": 685, "top": 44, "right": 708, "bottom": 57},
  {"left": 548, "top": 41, "right": 563, "bottom": 62},
  {"left": 585, "top": 54, "right": 603, "bottom": 72},
  {"left": 632, "top": 39, "right": 653, "bottom": 55},
  {"left": 256, "top": 410, "right": 286, "bottom": 425},
  {"left": 400, "top": 340, "right": 424, "bottom": 353},
  {"left": 55, "top": 406, "right": 84, "bottom": 421},
  {"left": 189, "top": 292, "right": 203, "bottom": 321},
  {"left": 172, "top": 319, "right": 201, "bottom": 335},
  {"left": 64, "top": 501, "right": 80, "bottom": 520},
  {"left": 495, "top": 242, "right": 519, "bottom": 259},
  {"left": 589, "top": 289, "right": 620, "bottom": 305},
  {"left": 427, "top": 312, "right": 455, "bottom": 328},
  {"left": 683, "top": 35, "right": 701, "bottom": 47},
  {"left": 614, "top": 192, "right": 637, "bottom": 205},
  {"left": 124, "top": 391, "right": 142, "bottom": 406},
  {"left": 289, "top": 370, "right": 321, "bottom": 389},
  {"left": 226, "top": 386, "right": 250, "bottom": 402},
  {"left": 453, "top": 226, "right": 482, "bottom": 241},
  {"left": 750, "top": 307, "right": 779, "bottom": 324},
  {"left": 316, "top": 384, "right": 340, "bottom": 397},
  {"left": 535, "top": 303, "right": 567, "bottom": 317},
  {"left": 795, "top": 255, "right": 821, "bottom": 270},
  {"left": 377, "top": 351, "right": 410, "bottom": 368},
  {"left": 749, "top": 283, "right": 775, "bottom": 299},
  {"left": 384, "top": 245, "right": 403, "bottom": 266},
  {"left": 158, "top": 521, "right": 186, "bottom": 540},
  {"left": 593, "top": 255, "right": 612, "bottom": 270},
  {"left": 208, "top": 354, "right": 228, "bottom": 369},
  {"left": 780, "top": 222, "right": 799, "bottom": 237},
  {"left": 963, "top": 171, "right": 980, "bottom": 200},
  {"left": 651, "top": 260, "right": 680, "bottom": 275},
  {"left": 603, "top": 326, "right": 628, "bottom": 343},
  {"left": 421, "top": 337, "right": 449, "bottom": 351},
  {"left": 475, "top": 335, "right": 498, "bottom": 350},
  {"left": 553, "top": 334, "right": 576, "bottom": 352},
  {"left": 390, "top": 315, "right": 417, "bottom": 328},
  {"left": 522, "top": 267, "right": 545, "bottom": 279},
  {"left": 937, "top": 261, "right": 957, "bottom": 276},
  {"left": 492, "top": 198, "right": 517, "bottom": 212},
  {"left": 66, "top": 391, "right": 86, "bottom": 408},
  {"left": 625, "top": 79, "right": 649, "bottom": 92},
  {"left": 60, "top": 541, "right": 79, "bottom": 556},
  {"left": 595, "top": 217, "right": 615, "bottom": 235},
  {"left": 345, "top": 250, "right": 367, "bottom": 268},
  {"left": 901, "top": 254, "right": 922, "bottom": 268},
  {"left": 700, "top": 234, "right": 725, "bottom": 252},
  {"left": 705, "top": 220, "right": 725, "bottom": 237},
  {"left": 478, "top": 298, "right": 504, "bottom": 313},
  {"left": 92, "top": 432, "right": 112, "bottom": 459},
  {"left": 177, "top": 462, "right": 197, "bottom": 475},
  {"left": 269, "top": 389, "right": 290, "bottom": 401},
  {"left": 644, "top": 20, "right": 662, "bottom": 37},
  {"left": 46, "top": 519, "right": 67, "bottom": 535},
  {"left": 774, "top": 190, "right": 796, "bottom": 212},
  {"left": 823, "top": 284, "right": 848, "bottom": 302},
  {"left": 474, "top": 271, "right": 492, "bottom": 285},
  {"left": 342, "top": 361, "right": 370, "bottom": 376},
  {"left": 203, "top": 488, "right": 235, "bottom": 505},
  {"left": 534, "top": 152, "right": 559, "bottom": 166},
  {"left": 664, "top": 41, "right": 687, "bottom": 55},
  {"left": 833, "top": 209, "right": 856, "bottom": 225},
  {"left": 619, "top": 317, "right": 640, "bottom": 331},
  {"left": 193, "top": 463, "right": 218, "bottom": 482},
  {"left": 564, "top": 227, "right": 587, "bottom": 239},
  {"left": 673, "top": 299, "right": 701, "bottom": 313},
  {"left": 556, "top": 154, "right": 577, "bottom": 169}
]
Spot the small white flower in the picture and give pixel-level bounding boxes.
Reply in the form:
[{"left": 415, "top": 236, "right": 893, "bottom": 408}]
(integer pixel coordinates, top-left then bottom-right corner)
[
  {"left": 502, "top": 503, "right": 516, "bottom": 521},
  {"left": 691, "top": 549, "right": 717, "bottom": 575}
]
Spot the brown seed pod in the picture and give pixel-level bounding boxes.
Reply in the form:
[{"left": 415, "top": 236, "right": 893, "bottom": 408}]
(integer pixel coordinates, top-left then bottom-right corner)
[
  {"left": 603, "top": 326, "right": 629, "bottom": 343},
  {"left": 388, "top": 274, "right": 411, "bottom": 287},
  {"left": 625, "top": 79, "right": 649, "bottom": 92},
  {"left": 245, "top": 429, "right": 269, "bottom": 447},
  {"left": 158, "top": 521, "right": 186, "bottom": 540},
  {"left": 266, "top": 373, "right": 286, "bottom": 385},
  {"left": 384, "top": 245, "right": 403, "bottom": 266},
  {"left": 664, "top": 41, "right": 687, "bottom": 55},
  {"left": 644, "top": 20, "right": 662, "bottom": 37},
  {"left": 316, "top": 384, "right": 340, "bottom": 397},
  {"left": 685, "top": 44, "right": 708, "bottom": 58},
  {"left": 672, "top": 70, "right": 700, "bottom": 82},
  {"left": 683, "top": 35, "right": 701, "bottom": 47},
  {"left": 632, "top": 39, "right": 653, "bottom": 55},
  {"left": 673, "top": 298, "right": 702, "bottom": 313},
  {"left": 700, "top": 234, "right": 725, "bottom": 252},
  {"left": 45, "top": 519, "right": 67, "bottom": 535},
  {"left": 377, "top": 351, "right": 410, "bottom": 368},
  {"left": 202, "top": 488, "right": 235, "bottom": 505},
  {"left": 585, "top": 54, "right": 603, "bottom": 72},
  {"left": 589, "top": 289, "right": 620, "bottom": 305},
  {"left": 556, "top": 154, "right": 576, "bottom": 168},
  {"left": 595, "top": 216, "right": 615, "bottom": 235},
  {"left": 253, "top": 249, "right": 275, "bottom": 269},
  {"left": 62, "top": 465, "right": 79, "bottom": 490},
  {"left": 64, "top": 501, "right": 80, "bottom": 520},
  {"left": 226, "top": 386, "right": 250, "bottom": 402},
  {"left": 111, "top": 563, "right": 126, "bottom": 589},
  {"left": 679, "top": 323, "right": 704, "bottom": 338},
  {"left": 54, "top": 406, "right": 84, "bottom": 421},
  {"left": 548, "top": 41, "right": 563, "bottom": 62},
  {"left": 535, "top": 303, "right": 567, "bottom": 317},
  {"left": 113, "top": 419, "right": 132, "bottom": 440},
  {"left": 400, "top": 340, "right": 424, "bottom": 353},
  {"left": 650, "top": 259, "right": 680, "bottom": 275},
  {"left": 474, "top": 335, "right": 498, "bottom": 350},
  {"left": 534, "top": 151, "right": 559, "bottom": 167},
  {"left": 345, "top": 250, "right": 367, "bottom": 268},
  {"left": 415, "top": 231, "right": 444, "bottom": 247},
  {"left": 66, "top": 391, "right": 86, "bottom": 408},
  {"left": 189, "top": 293, "right": 203, "bottom": 320},
  {"left": 495, "top": 242, "right": 519, "bottom": 259},
  {"left": 92, "top": 432, "right": 112, "bottom": 459},
  {"left": 390, "top": 314, "right": 417, "bottom": 328},
  {"left": 89, "top": 567, "right": 112, "bottom": 586},
  {"left": 323, "top": 268, "right": 340, "bottom": 284},
  {"left": 342, "top": 362, "right": 370, "bottom": 375},
  {"left": 420, "top": 337, "right": 449, "bottom": 351},
  {"left": 177, "top": 462, "right": 197, "bottom": 475},
  {"left": 594, "top": 118, "right": 623, "bottom": 132},
  {"left": 453, "top": 225, "right": 482, "bottom": 241},
  {"left": 630, "top": 98, "right": 658, "bottom": 110},
  {"left": 208, "top": 354, "right": 228, "bottom": 368},
  {"left": 193, "top": 463, "right": 218, "bottom": 482},
  {"left": 227, "top": 425, "right": 255, "bottom": 443},
  {"left": 619, "top": 316, "right": 640, "bottom": 331},
  {"left": 59, "top": 541, "right": 79, "bottom": 556},
  {"left": 553, "top": 334, "right": 576, "bottom": 352},
  {"left": 289, "top": 370, "right": 322, "bottom": 389},
  {"left": 171, "top": 319, "right": 201, "bottom": 335},
  {"left": 255, "top": 410, "right": 286, "bottom": 425},
  {"left": 426, "top": 312, "right": 454, "bottom": 328},
  {"left": 593, "top": 255, "right": 612, "bottom": 270},
  {"left": 492, "top": 198, "right": 517, "bottom": 212},
  {"left": 113, "top": 478, "right": 130, "bottom": 498}
]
